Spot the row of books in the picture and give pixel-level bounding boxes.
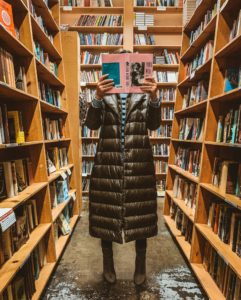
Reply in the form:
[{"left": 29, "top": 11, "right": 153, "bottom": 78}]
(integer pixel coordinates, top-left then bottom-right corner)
[
  {"left": 207, "top": 201, "right": 241, "bottom": 257},
  {"left": 135, "top": 0, "right": 181, "bottom": 6},
  {"left": 152, "top": 143, "right": 169, "bottom": 156},
  {"left": 153, "top": 71, "right": 178, "bottom": 83},
  {"left": 203, "top": 242, "right": 241, "bottom": 300},
  {"left": 154, "top": 50, "right": 180, "bottom": 65},
  {"left": 82, "top": 142, "right": 97, "bottom": 155},
  {"left": 0, "top": 200, "right": 39, "bottom": 267},
  {"left": 76, "top": 15, "right": 123, "bottom": 27},
  {"left": 175, "top": 147, "right": 200, "bottom": 177},
  {"left": 81, "top": 89, "right": 96, "bottom": 103},
  {"left": 189, "top": 3, "right": 218, "bottom": 45},
  {"left": 157, "top": 178, "right": 166, "bottom": 192},
  {"left": 134, "top": 12, "right": 154, "bottom": 26},
  {"left": 61, "top": 0, "right": 113, "bottom": 6},
  {"left": 0, "top": 105, "right": 25, "bottom": 145},
  {"left": 46, "top": 147, "right": 68, "bottom": 175},
  {"left": 173, "top": 174, "right": 197, "bottom": 213},
  {"left": 80, "top": 70, "right": 102, "bottom": 83},
  {"left": 1, "top": 239, "right": 46, "bottom": 300},
  {"left": 161, "top": 107, "right": 174, "bottom": 120},
  {"left": 182, "top": 80, "right": 208, "bottom": 109},
  {"left": 81, "top": 51, "right": 103, "bottom": 64},
  {"left": 79, "top": 33, "right": 123, "bottom": 45},
  {"left": 82, "top": 178, "right": 90, "bottom": 192},
  {"left": 179, "top": 117, "right": 204, "bottom": 141},
  {"left": 135, "top": 34, "right": 155, "bottom": 45},
  {"left": 216, "top": 105, "right": 241, "bottom": 144},
  {"left": 149, "top": 124, "right": 172, "bottom": 137},
  {"left": 82, "top": 160, "right": 94, "bottom": 175},
  {"left": 39, "top": 80, "right": 61, "bottom": 108},
  {"left": 212, "top": 158, "right": 241, "bottom": 197},
  {"left": 185, "top": 40, "right": 214, "bottom": 78},
  {"left": 230, "top": 10, "right": 241, "bottom": 41},
  {"left": 82, "top": 126, "right": 99, "bottom": 137},
  {"left": 0, "top": 158, "right": 33, "bottom": 199},
  {"left": 50, "top": 176, "right": 71, "bottom": 208},
  {"left": 155, "top": 160, "right": 167, "bottom": 173},
  {"left": 54, "top": 203, "right": 74, "bottom": 239},
  {"left": 159, "top": 87, "right": 176, "bottom": 101},
  {"left": 34, "top": 41, "right": 58, "bottom": 76},
  {"left": 43, "top": 117, "right": 65, "bottom": 141},
  {"left": 170, "top": 202, "right": 193, "bottom": 244},
  {"left": 0, "top": 47, "right": 27, "bottom": 91}
]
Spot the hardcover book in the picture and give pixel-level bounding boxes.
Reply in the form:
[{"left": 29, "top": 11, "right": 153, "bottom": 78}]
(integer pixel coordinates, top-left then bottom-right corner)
[{"left": 0, "top": 0, "right": 15, "bottom": 36}]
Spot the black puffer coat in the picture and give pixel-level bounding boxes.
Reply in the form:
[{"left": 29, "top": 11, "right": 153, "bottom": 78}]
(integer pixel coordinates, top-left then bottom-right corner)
[{"left": 85, "top": 93, "right": 161, "bottom": 243}]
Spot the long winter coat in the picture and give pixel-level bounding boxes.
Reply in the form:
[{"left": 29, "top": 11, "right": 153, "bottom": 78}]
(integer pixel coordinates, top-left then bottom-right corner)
[{"left": 85, "top": 93, "right": 161, "bottom": 243}]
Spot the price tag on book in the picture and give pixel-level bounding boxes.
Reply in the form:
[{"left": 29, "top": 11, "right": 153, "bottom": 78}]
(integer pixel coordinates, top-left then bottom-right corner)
[
  {"left": 138, "top": 26, "right": 147, "bottom": 31},
  {"left": 63, "top": 6, "right": 72, "bottom": 11},
  {"left": 60, "top": 172, "right": 67, "bottom": 180},
  {"left": 157, "top": 6, "right": 166, "bottom": 11},
  {"left": 80, "top": 82, "right": 87, "bottom": 87},
  {"left": 67, "top": 168, "right": 72, "bottom": 176},
  {"left": 0, "top": 208, "right": 16, "bottom": 232},
  {"left": 72, "top": 192, "right": 76, "bottom": 201}
]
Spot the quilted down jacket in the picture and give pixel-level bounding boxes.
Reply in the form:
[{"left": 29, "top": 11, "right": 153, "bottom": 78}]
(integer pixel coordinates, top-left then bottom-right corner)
[{"left": 85, "top": 93, "right": 161, "bottom": 243}]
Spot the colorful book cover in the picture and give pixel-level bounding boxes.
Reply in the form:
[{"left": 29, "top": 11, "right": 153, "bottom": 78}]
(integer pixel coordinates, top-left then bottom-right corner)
[
  {"left": 224, "top": 68, "right": 239, "bottom": 92},
  {"left": 102, "top": 53, "right": 153, "bottom": 93},
  {"left": 0, "top": 0, "right": 15, "bottom": 36}
]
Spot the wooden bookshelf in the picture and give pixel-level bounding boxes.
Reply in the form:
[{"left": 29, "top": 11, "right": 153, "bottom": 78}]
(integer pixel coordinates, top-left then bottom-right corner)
[
  {"left": 60, "top": 0, "right": 183, "bottom": 198},
  {"left": 0, "top": 0, "right": 81, "bottom": 298},
  {"left": 164, "top": 1, "right": 241, "bottom": 299}
]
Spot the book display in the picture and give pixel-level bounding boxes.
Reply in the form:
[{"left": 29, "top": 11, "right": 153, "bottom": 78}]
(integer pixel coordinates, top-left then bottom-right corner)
[
  {"left": 0, "top": 0, "right": 80, "bottom": 299},
  {"left": 164, "top": 0, "right": 241, "bottom": 299},
  {"left": 60, "top": 0, "right": 183, "bottom": 197}
]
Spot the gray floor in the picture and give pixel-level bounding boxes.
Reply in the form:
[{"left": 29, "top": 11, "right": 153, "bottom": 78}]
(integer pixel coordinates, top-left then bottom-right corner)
[{"left": 43, "top": 199, "right": 207, "bottom": 300}]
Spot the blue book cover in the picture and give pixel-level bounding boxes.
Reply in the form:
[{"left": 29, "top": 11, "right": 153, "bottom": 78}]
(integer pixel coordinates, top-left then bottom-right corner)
[
  {"left": 102, "top": 63, "right": 121, "bottom": 87},
  {"left": 224, "top": 68, "right": 239, "bottom": 92}
]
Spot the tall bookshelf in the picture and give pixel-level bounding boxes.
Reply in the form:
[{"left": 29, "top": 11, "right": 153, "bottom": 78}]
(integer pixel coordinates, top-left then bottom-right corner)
[
  {"left": 164, "top": 0, "right": 241, "bottom": 299},
  {"left": 0, "top": 0, "right": 80, "bottom": 299},
  {"left": 60, "top": 0, "right": 183, "bottom": 198}
]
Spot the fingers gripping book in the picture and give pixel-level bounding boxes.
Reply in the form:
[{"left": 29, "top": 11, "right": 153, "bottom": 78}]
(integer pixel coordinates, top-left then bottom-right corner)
[{"left": 102, "top": 53, "right": 153, "bottom": 93}]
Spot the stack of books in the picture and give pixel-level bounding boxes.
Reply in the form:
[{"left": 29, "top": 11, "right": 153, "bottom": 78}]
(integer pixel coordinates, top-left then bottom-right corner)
[
  {"left": 152, "top": 143, "right": 169, "bottom": 155},
  {"left": 82, "top": 142, "right": 97, "bottom": 155},
  {"left": 159, "top": 88, "right": 176, "bottom": 101},
  {"left": 161, "top": 107, "right": 174, "bottom": 120},
  {"left": 43, "top": 117, "right": 64, "bottom": 140},
  {"left": 134, "top": 13, "right": 154, "bottom": 26},
  {"left": 80, "top": 70, "right": 102, "bottom": 83}
]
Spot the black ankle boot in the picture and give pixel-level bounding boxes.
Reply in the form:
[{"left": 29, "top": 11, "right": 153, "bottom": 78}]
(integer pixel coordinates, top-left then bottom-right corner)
[
  {"left": 101, "top": 241, "right": 116, "bottom": 284},
  {"left": 134, "top": 248, "right": 146, "bottom": 285}
]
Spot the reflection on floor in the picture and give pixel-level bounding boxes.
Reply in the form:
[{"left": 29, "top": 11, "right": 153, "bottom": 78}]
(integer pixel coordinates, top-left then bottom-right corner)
[{"left": 43, "top": 199, "right": 207, "bottom": 300}]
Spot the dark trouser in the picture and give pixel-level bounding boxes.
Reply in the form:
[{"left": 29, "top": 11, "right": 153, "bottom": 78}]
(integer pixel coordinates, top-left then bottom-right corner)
[{"left": 101, "top": 239, "right": 147, "bottom": 250}]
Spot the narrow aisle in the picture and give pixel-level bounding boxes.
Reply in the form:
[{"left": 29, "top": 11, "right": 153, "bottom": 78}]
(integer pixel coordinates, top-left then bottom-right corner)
[{"left": 43, "top": 199, "right": 207, "bottom": 300}]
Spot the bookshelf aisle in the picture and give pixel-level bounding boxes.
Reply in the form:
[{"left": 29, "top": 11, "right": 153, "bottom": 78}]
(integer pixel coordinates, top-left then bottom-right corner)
[
  {"left": 164, "top": 0, "right": 241, "bottom": 299},
  {"left": 0, "top": 0, "right": 80, "bottom": 299},
  {"left": 60, "top": 0, "right": 183, "bottom": 198}
]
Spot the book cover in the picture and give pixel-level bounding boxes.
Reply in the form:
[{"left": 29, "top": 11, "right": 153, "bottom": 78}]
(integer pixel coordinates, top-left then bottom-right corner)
[
  {"left": 0, "top": 0, "right": 15, "bottom": 36},
  {"left": 102, "top": 53, "right": 153, "bottom": 93},
  {"left": 224, "top": 68, "right": 239, "bottom": 92}
]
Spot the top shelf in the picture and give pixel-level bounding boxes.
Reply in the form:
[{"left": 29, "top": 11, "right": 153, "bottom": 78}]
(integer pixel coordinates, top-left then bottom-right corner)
[
  {"left": 61, "top": 6, "right": 124, "bottom": 14},
  {"left": 134, "top": 6, "right": 183, "bottom": 13}
]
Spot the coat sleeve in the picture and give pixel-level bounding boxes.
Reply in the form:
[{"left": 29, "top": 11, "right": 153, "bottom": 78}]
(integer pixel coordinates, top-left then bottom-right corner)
[
  {"left": 84, "top": 102, "right": 103, "bottom": 130},
  {"left": 146, "top": 100, "right": 162, "bottom": 130}
]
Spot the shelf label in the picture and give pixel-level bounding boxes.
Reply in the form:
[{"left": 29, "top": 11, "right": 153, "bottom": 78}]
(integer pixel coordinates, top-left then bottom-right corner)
[
  {"left": 67, "top": 168, "right": 72, "bottom": 176},
  {"left": 60, "top": 172, "right": 67, "bottom": 180},
  {"left": 157, "top": 6, "right": 166, "bottom": 11},
  {"left": 0, "top": 208, "right": 16, "bottom": 232},
  {"left": 63, "top": 6, "right": 72, "bottom": 11},
  {"left": 138, "top": 26, "right": 147, "bottom": 31},
  {"left": 80, "top": 82, "right": 87, "bottom": 87},
  {"left": 72, "top": 193, "right": 76, "bottom": 201}
]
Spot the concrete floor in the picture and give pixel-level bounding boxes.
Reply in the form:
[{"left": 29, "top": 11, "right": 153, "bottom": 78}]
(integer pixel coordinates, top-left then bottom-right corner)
[{"left": 43, "top": 199, "right": 207, "bottom": 300}]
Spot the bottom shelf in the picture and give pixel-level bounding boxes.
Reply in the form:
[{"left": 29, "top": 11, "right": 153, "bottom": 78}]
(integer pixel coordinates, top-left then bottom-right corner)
[{"left": 163, "top": 215, "right": 226, "bottom": 300}]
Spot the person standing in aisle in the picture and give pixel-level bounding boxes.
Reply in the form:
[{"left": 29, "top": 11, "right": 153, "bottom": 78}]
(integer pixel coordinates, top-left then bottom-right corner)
[{"left": 84, "top": 49, "right": 161, "bottom": 285}]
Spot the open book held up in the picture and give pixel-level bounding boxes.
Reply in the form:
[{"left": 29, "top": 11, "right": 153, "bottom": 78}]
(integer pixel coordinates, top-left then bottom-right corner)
[{"left": 102, "top": 53, "right": 153, "bottom": 93}]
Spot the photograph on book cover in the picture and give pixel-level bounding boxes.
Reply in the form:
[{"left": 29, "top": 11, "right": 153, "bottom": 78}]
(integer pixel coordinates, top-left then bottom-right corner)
[{"left": 102, "top": 53, "right": 153, "bottom": 93}]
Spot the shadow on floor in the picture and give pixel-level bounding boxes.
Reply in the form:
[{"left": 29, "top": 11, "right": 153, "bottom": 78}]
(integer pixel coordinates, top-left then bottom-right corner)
[{"left": 43, "top": 199, "right": 207, "bottom": 300}]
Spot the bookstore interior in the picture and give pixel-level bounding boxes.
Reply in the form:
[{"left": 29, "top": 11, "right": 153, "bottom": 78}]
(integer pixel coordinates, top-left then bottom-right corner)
[{"left": 0, "top": 0, "right": 240, "bottom": 299}]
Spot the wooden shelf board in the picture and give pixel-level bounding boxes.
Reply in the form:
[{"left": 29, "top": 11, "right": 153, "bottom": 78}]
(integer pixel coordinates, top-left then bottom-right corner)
[
  {"left": 196, "top": 223, "right": 241, "bottom": 278},
  {"left": 48, "top": 164, "right": 74, "bottom": 183},
  {"left": 175, "top": 100, "right": 207, "bottom": 115},
  {"left": 40, "top": 100, "right": 67, "bottom": 114},
  {"left": 182, "top": 15, "right": 217, "bottom": 62},
  {"left": 205, "top": 141, "right": 241, "bottom": 149},
  {"left": 172, "top": 138, "right": 203, "bottom": 144},
  {"left": 55, "top": 215, "right": 79, "bottom": 259},
  {"left": 79, "top": 45, "right": 123, "bottom": 51},
  {"left": 0, "top": 25, "right": 33, "bottom": 57},
  {"left": 134, "top": 6, "right": 183, "bottom": 13},
  {"left": 0, "top": 182, "right": 48, "bottom": 210},
  {"left": 153, "top": 64, "right": 179, "bottom": 69},
  {"left": 44, "top": 138, "right": 71, "bottom": 144},
  {"left": 200, "top": 183, "right": 241, "bottom": 210},
  {"left": 153, "top": 155, "right": 169, "bottom": 158},
  {"left": 31, "top": 15, "right": 62, "bottom": 61},
  {"left": 0, "top": 141, "right": 43, "bottom": 149},
  {"left": 149, "top": 137, "right": 170, "bottom": 140},
  {"left": 81, "top": 64, "right": 102, "bottom": 69},
  {"left": 157, "top": 82, "right": 177, "bottom": 87},
  {"left": 155, "top": 173, "right": 167, "bottom": 176},
  {"left": 82, "top": 155, "right": 95, "bottom": 158},
  {"left": 82, "top": 137, "right": 99, "bottom": 140},
  {"left": 36, "top": 59, "right": 65, "bottom": 88},
  {"left": 168, "top": 164, "right": 199, "bottom": 183},
  {"left": 166, "top": 190, "right": 195, "bottom": 222},
  {"left": 0, "top": 223, "right": 51, "bottom": 293},
  {"left": 0, "top": 83, "right": 38, "bottom": 102},
  {"left": 69, "top": 26, "right": 123, "bottom": 33},
  {"left": 134, "top": 45, "right": 181, "bottom": 51},
  {"left": 209, "top": 87, "right": 241, "bottom": 103},
  {"left": 32, "top": 262, "right": 56, "bottom": 300},
  {"left": 61, "top": 6, "right": 124, "bottom": 14},
  {"left": 134, "top": 26, "right": 182, "bottom": 34},
  {"left": 163, "top": 215, "right": 191, "bottom": 260},
  {"left": 215, "top": 33, "right": 241, "bottom": 58},
  {"left": 52, "top": 189, "right": 77, "bottom": 222}
]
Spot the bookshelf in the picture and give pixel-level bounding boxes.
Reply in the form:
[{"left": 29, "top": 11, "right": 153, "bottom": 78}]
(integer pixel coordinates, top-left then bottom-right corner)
[
  {"left": 60, "top": 0, "right": 183, "bottom": 198},
  {"left": 164, "top": 0, "right": 241, "bottom": 299},
  {"left": 0, "top": 0, "right": 80, "bottom": 298}
]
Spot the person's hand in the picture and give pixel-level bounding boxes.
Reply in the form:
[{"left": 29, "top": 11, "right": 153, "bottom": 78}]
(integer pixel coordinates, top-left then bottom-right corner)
[
  {"left": 140, "top": 77, "right": 158, "bottom": 101},
  {"left": 95, "top": 74, "right": 114, "bottom": 100}
]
